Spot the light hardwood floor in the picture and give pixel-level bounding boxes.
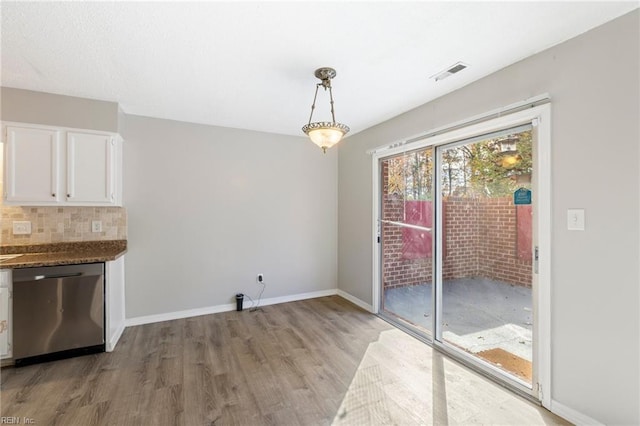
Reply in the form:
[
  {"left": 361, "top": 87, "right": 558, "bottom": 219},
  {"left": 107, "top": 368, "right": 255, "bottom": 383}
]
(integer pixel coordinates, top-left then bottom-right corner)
[{"left": 0, "top": 296, "right": 570, "bottom": 425}]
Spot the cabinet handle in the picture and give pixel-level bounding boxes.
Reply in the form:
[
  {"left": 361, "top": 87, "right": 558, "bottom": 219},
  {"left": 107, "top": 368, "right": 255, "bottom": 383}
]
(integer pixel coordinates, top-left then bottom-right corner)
[
  {"left": 67, "top": 194, "right": 71, "bottom": 198},
  {"left": 52, "top": 193, "right": 56, "bottom": 197}
]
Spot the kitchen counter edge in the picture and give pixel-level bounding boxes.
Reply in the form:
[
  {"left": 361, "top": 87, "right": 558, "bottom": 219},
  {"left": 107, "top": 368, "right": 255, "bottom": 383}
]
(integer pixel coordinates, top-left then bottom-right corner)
[{"left": 0, "top": 240, "right": 127, "bottom": 269}]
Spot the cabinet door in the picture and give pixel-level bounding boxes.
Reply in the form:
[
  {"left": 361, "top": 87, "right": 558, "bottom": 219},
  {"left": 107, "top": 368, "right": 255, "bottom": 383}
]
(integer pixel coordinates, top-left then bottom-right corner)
[
  {"left": 4, "top": 126, "right": 59, "bottom": 203},
  {"left": 0, "top": 285, "right": 11, "bottom": 359},
  {"left": 105, "top": 256, "right": 126, "bottom": 352},
  {"left": 67, "top": 132, "right": 115, "bottom": 204}
]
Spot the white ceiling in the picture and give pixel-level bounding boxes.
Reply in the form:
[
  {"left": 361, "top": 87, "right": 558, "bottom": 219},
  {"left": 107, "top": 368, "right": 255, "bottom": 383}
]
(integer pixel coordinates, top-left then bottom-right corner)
[{"left": 1, "top": 1, "right": 637, "bottom": 137}]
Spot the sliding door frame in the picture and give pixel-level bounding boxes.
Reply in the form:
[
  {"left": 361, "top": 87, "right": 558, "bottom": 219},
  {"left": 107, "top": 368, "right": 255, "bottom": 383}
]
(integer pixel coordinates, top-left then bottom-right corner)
[{"left": 372, "top": 102, "right": 551, "bottom": 408}]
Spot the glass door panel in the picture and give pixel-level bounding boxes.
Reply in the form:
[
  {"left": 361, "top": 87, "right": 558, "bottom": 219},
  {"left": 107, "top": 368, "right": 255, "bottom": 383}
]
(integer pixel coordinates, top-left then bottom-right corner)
[
  {"left": 437, "top": 128, "right": 534, "bottom": 386},
  {"left": 380, "top": 148, "right": 434, "bottom": 336}
]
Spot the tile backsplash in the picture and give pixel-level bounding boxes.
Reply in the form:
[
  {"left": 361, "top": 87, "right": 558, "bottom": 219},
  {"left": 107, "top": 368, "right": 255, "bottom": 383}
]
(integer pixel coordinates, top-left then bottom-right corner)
[{"left": 1, "top": 206, "right": 127, "bottom": 245}]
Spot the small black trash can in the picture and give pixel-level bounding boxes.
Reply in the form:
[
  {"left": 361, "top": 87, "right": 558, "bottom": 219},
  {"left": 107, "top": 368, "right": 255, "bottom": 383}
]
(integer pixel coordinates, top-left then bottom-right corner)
[{"left": 236, "top": 293, "right": 244, "bottom": 311}]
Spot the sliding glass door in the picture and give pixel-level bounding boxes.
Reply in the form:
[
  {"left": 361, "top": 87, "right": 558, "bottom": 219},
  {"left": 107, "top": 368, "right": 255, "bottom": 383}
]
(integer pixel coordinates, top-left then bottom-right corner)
[
  {"left": 435, "top": 126, "right": 534, "bottom": 387},
  {"left": 375, "top": 105, "right": 550, "bottom": 400},
  {"left": 379, "top": 148, "right": 434, "bottom": 336}
]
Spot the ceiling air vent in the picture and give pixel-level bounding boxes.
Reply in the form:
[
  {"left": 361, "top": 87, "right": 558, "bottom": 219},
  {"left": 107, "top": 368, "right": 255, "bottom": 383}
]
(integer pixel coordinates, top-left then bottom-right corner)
[{"left": 431, "top": 62, "right": 469, "bottom": 82}]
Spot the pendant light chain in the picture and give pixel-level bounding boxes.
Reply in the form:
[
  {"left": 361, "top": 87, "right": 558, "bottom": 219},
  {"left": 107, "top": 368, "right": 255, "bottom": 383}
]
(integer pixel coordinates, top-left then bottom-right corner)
[
  {"left": 308, "top": 82, "right": 337, "bottom": 125},
  {"left": 328, "top": 85, "right": 337, "bottom": 124},
  {"left": 307, "top": 83, "right": 321, "bottom": 126}
]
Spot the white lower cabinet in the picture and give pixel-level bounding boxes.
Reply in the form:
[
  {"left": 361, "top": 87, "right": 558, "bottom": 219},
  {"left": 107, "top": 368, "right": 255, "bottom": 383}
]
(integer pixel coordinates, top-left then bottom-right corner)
[
  {"left": 105, "top": 256, "right": 126, "bottom": 352},
  {"left": 0, "top": 270, "right": 12, "bottom": 359}
]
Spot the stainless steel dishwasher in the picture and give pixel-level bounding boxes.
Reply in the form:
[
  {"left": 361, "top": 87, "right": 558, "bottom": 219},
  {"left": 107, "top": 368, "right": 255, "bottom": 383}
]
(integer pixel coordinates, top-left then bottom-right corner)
[{"left": 13, "top": 263, "right": 105, "bottom": 366}]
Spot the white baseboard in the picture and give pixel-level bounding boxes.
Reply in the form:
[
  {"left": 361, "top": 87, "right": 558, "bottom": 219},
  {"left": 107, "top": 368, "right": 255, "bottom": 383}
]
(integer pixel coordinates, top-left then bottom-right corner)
[
  {"left": 551, "top": 400, "right": 603, "bottom": 426},
  {"left": 125, "top": 303, "right": 236, "bottom": 327},
  {"left": 125, "top": 288, "right": 339, "bottom": 327},
  {"left": 337, "top": 289, "right": 374, "bottom": 312},
  {"left": 106, "top": 322, "right": 126, "bottom": 352},
  {"left": 250, "top": 288, "right": 337, "bottom": 308}
]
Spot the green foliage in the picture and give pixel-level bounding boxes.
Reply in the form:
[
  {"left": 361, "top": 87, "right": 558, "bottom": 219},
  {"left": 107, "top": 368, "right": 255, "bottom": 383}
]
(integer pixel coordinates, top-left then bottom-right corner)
[
  {"left": 386, "top": 149, "right": 433, "bottom": 200},
  {"left": 463, "top": 130, "right": 533, "bottom": 197},
  {"left": 385, "top": 130, "right": 533, "bottom": 199}
]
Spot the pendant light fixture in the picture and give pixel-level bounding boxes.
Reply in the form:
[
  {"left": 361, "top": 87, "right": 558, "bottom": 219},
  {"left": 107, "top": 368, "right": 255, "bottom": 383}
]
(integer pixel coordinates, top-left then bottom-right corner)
[
  {"left": 497, "top": 135, "right": 522, "bottom": 168},
  {"left": 302, "top": 67, "right": 350, "bottom": 153}
]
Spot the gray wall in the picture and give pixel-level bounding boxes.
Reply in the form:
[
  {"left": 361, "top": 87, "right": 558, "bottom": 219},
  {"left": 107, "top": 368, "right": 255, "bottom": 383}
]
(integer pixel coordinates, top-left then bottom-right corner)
[
  {"left": 337, "top": 10, "right": 639, "bottom": 425},
  {"left": 1, "top": 87, "right": 119, "bottom": 132},
  {"left": 122, "top": 115, "right": 338, "bottom": 318}
]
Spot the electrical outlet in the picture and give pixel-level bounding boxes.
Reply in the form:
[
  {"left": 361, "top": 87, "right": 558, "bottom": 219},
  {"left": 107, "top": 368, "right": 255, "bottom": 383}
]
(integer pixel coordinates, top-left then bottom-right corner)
[
  {"left": 91, "top": 220, "right": 103, "bottom": 233},
  {"left": 257, "top": 274, "right": 264, "bottom": 283},
  {"left": 12, "top": 221, "right": 31, "bottom": 235}
]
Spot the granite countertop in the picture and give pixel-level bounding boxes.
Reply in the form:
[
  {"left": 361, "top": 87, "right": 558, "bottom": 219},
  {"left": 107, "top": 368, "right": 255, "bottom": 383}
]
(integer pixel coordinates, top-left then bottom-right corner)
[{"left": 0, "top": 240, "right": 127, "bottom": 269}]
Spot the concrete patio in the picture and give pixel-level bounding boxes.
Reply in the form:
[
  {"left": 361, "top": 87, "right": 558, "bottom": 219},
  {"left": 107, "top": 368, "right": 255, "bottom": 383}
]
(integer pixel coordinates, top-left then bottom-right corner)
[{"left": 382, "top": 278, "right": 533, "bottom": 369}]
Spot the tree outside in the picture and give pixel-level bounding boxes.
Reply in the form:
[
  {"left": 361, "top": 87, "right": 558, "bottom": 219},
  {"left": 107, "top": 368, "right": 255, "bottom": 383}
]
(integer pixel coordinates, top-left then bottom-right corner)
[{"left": 386, "top": 130, "right": 533, "bottom": 200}]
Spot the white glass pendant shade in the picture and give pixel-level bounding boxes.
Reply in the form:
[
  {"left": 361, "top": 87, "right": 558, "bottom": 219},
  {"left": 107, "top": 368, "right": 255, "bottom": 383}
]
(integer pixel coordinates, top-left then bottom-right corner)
[
  {"left": 303, "top": 122, "right": 349, "bottom": 153},
  {"left": 500, "top": 153, "right": 522, "bottom": 168},
  {"left": 497, "top": 136, "right": 520, "bottom": 168}
]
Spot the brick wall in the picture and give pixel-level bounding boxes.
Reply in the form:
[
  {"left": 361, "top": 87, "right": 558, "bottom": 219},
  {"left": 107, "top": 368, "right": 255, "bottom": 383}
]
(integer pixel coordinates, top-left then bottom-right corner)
[
  {"left": 475, "top": 198, "right": 532, "bottom": 286},
  {"left": 381, "top": 164, "right": 532, "bottom": 288},
  {"left": 442, "top": 197, "right": 480, "bottom": 281},
  {"left": 381, "top": 162, "right": 433, "bottom": 288}
]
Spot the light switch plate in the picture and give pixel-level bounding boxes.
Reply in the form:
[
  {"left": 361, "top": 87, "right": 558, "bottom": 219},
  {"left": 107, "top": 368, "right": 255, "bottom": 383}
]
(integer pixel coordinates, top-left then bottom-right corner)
[
  {"left": 567, "top": 209, "right": 585, "bottom": 231},
  {"left": 91, "top": 220, "right": 103, "bottom": 233},
  {"left": 13, "top": 221, "right": 31, "bottom": 235}
]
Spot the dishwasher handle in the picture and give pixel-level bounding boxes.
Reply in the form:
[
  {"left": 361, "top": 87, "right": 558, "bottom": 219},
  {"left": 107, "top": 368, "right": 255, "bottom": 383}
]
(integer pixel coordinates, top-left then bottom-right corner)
[
  {"left": 13, "top": 263, "right": 104, "bottom": 283},
  {"left": 34, "top": 272, "right": 83, "bottom": 280}
]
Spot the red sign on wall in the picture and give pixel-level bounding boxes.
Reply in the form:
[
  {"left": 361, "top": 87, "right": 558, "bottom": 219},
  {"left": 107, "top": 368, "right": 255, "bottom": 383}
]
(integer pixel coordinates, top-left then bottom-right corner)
[
  {"left": 402, "top": 201, "right": 433, "bottom": 259},
  {"left": 517, "top": 205, "right": 533, "bottom": 260}
]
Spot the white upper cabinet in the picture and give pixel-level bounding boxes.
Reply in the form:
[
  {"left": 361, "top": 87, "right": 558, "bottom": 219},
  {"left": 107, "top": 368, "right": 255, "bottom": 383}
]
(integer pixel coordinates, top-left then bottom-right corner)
[
  {"left": 4, "top": 125, "right": 60, "bottom": 203},
  {"left": 2, "top": 122, "right": 122, "bottom": 206},
  {"left": 67, "top": 132, "right": 115, "bottom": 204}
]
